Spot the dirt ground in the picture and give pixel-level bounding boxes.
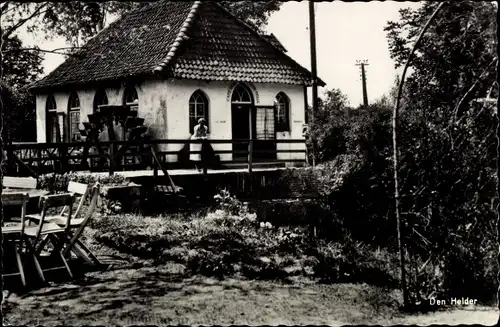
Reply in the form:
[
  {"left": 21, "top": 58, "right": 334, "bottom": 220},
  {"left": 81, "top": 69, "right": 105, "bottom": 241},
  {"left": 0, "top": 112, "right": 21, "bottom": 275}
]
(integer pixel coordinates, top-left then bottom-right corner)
[{"left": 2, "top": 256, "right": 497, "bottom": 326}]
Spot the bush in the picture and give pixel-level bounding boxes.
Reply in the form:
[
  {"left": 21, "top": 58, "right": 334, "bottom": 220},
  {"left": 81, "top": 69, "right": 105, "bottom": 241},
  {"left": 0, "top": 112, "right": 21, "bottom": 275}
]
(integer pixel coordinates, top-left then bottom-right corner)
[
  {"left": 37, "top": 172, "right": 128, "bottom": 192},
  {"left": 91, "top": 200, "right": 397, "bottom": 287},
  {"left": 313, "top": 236, "right": 398, "bottom": 287}
]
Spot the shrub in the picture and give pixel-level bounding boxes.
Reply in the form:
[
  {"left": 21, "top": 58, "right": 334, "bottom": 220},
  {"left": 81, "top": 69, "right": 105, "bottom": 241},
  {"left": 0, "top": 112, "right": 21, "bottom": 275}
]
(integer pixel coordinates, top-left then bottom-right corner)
[
  {"left": 313, "top": 236, "right": 398, "bottom": 287},
  {"left": 37, "top": 172, "right": 128, "bottom": 192},
  {"left": 91, "top": 206, "right": 397, "bottom": 288}
]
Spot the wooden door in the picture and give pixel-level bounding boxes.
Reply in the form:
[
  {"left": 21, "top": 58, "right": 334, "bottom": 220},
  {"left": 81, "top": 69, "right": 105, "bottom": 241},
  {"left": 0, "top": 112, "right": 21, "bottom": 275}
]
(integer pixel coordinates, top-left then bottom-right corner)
[{"left": 231, "top": 103, "right": 251, "bottom": 160}]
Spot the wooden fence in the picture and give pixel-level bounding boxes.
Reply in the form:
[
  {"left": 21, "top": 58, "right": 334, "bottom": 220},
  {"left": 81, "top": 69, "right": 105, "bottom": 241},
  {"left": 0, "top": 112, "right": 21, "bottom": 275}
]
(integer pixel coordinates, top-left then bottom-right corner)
[{"left": 4, "top": 139, "right": 307, "bottom": 177}]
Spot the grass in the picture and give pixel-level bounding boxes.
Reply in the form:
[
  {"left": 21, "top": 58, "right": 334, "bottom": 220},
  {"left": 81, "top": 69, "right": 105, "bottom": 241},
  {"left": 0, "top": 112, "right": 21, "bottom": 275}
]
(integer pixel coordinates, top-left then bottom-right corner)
[
  {"left": 2, "top": 202, "right": 497, "bottom": 325},
  {"left": 2, "top": 260, "right": 496, "bottom": 325}
]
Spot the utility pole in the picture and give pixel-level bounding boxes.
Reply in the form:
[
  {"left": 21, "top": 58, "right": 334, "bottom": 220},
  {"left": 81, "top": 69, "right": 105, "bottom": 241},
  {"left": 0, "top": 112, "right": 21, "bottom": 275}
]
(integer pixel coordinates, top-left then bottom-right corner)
[
  {"left": 309, "top": 0, "right": 317, "bottom": 167},
  {"left": 356, "top": 59, "right": 369, "bottom": 107}
]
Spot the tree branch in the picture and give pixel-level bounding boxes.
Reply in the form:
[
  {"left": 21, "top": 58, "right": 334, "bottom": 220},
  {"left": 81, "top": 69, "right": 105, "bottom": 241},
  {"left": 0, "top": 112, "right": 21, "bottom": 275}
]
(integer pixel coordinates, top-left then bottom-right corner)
[
  {"left": 5, "top": 47, "right": 81, "bottom": 57},
  {"left": 1, "top": 2, "right": 50, "bottom": 41},
  {"left": 1, "top": 1, "right": 11, "bottom": 13},
  {"left": 452, "top": 58, "right": 497, "bottom": 122}
]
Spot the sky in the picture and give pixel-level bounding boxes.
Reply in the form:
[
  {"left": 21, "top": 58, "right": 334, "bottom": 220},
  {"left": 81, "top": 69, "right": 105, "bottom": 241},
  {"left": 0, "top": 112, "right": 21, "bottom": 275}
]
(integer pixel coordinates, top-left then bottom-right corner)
[
  {"left": 264, "top": 1, "right": 422, "bottom": 107},
  {"left": 17, "top": 1, "right": 422, "bottom": 108}
]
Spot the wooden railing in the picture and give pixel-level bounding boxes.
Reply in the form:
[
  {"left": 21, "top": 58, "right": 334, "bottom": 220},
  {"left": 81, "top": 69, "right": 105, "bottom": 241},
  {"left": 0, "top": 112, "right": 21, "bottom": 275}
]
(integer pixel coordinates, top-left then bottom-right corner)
[{"left": 5, "top": 139, "right": 307, "bottom": 177}]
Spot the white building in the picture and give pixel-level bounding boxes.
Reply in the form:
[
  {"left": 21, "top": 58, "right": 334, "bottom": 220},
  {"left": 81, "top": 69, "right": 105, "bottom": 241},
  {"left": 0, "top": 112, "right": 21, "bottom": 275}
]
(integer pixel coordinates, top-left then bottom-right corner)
[{"left": 29, "top": 0, "right": 325, "bottom": 165}]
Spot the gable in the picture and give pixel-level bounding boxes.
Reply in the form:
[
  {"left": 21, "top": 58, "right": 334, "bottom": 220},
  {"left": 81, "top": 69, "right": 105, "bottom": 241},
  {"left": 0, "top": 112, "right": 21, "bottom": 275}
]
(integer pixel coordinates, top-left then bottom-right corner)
[{"left": 167, "top": 2, "right": 317, "bottom": 86}]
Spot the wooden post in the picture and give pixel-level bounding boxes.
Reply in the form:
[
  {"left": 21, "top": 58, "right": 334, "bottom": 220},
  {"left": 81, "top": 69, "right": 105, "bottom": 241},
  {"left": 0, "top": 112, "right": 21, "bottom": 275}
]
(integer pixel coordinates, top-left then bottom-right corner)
[
  {"left": 248, "top": 106, "right": 253, "bottom": 175},
  {"left": 202, "top": 139, "right": 208, "bottom": 178},
  {"left": 309, "top": 0, "right": 318, "bottom": 168},
  {"left": 60, "top": 143, "right": 68, "bottom": 173},
  {"left": 153, "top": 153, "right": 158, "bottom": 195},
  {"left": 106, "top": 116, "right": 117, "bottom": 176},
  {"left": 248, "top": 139, "right": 253, "bottom": 175},
  {"left": 108, "top": 141, "right": 115, "bottom": 176},
  {"left": 37, "top": 147, "right": 42, "bottom": 173}
]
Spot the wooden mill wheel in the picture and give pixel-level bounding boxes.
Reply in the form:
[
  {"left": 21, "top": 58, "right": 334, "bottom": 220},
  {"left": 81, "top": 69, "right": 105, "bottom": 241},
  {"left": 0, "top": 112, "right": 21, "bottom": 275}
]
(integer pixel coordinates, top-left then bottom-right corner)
[{"left": 79, "top": 105, "right": 151, "bottom": 172}]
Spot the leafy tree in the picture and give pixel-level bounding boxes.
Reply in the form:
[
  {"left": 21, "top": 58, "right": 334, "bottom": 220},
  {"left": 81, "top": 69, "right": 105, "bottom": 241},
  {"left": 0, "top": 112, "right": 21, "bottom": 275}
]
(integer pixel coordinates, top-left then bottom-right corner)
[
  {"left": 307, "top": 88, "right": 352, "bottom": 162},
  {"left": 219, "top": 1, "right": 283, "bottom": 31},
  {"left": 1, "top": 35, "right": 43, "bottom": 89},
  {"left": 0, "top": 35, "right": 42, "bottom": 142},
  {"left": 385, "top": 0, "right": 498, "bottom": 303},
  {"left": 1, "top": 82, "right": 36, "bottom": 142}
]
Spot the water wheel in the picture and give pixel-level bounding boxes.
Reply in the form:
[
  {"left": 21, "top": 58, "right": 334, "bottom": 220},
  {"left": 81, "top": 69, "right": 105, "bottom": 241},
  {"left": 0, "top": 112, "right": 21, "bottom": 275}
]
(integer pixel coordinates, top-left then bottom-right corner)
[{"left": 79, "top": 105, "right": 150, "bottom": 172}]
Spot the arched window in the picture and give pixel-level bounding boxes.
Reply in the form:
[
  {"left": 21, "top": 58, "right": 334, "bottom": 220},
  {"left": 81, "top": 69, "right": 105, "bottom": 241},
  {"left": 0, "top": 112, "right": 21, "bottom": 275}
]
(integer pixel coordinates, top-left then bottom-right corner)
[
  {"left": 189, "top": 90, "right": 209, "bottom": 133},
  {"left": 93, "top": 89, "right": 108, "bottom": 113},
  {"left": 231, "top": 84, "right": 253, "bottom": 103},
  {"left": 275, "top": 92, "right": 290, "bottom": 132},
  {"left": 123, "top": 85, "right": 139, "bottom": 112},
  {"left": 68, "top": 92, "right": 81, "bottom": 142},
  {"left": 46, "top": 94, "right": 59, "bottom": 142}
]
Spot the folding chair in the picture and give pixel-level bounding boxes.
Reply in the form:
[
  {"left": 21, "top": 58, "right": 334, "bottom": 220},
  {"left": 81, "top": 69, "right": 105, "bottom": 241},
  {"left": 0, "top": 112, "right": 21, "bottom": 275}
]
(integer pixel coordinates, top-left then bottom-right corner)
[
  {"left": 60, "top": 183, "right": 101, "bottom": 266},
  {"left": 2, "top": 176, "right": 37, "bottom": 190},
  {"left": 26, "top": 181, "right": 89, "bottom": 224},
  {"left": 24, "top": 193, "right": 76, "bottom": 282},
  {"left": 1, "top": 192, "right": 30, "bottom": 287}
]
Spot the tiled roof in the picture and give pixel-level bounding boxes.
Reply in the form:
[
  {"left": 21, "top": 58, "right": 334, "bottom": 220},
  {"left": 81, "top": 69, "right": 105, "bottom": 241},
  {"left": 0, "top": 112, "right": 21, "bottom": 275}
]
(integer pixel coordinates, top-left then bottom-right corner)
[
  {"left": 260, "top": 34, "right": 288, "bottom": 53},
  {"left": 30, "top": 1, "right": 324, "bottom": 91}
]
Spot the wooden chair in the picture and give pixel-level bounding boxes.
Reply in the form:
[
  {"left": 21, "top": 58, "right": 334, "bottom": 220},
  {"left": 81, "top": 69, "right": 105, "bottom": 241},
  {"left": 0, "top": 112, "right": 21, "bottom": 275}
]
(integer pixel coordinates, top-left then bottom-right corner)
[
  {"left": 2, "top": 176, "right": 37, "bottom": 189},
  {"left": 24, "top": 193, "right": 76, "bottom": 282},
  {"left": 1, "top": 192, "right": 30, "bottom": 287},
  {"left": 60, "top": 183, "right": 101, "bottom": 266},
  {"left": 26, "top": 181, "right": 89, "bottom": 223}
]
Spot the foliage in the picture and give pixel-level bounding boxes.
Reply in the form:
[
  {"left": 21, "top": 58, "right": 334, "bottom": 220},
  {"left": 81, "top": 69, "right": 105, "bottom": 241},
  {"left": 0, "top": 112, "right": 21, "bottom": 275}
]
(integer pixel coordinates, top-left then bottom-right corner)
[
  {"left": 308, "top": 88, "right": 393, "bottom": 163},
  {"left": 1, "top": 35, "right": 43, "bottom": 89},
  {"left": 303, "top": 1, "right": 498, "bottom": 305},
  {"left": 0, "top": 35, "right": 42, "bottom": 141},
  {"left": 91, "top": 207, "right": 396, "bottom": 286},
  {"left": 213, "top": 188, "right": 248, "bottom": 216},
  {"left": 314, "top": 238, "right": 398, "bottom": 287},
  {"left": 384, "top": 0, "right": 498, "bottom": 305},
  {"left": 218, "top": 1, "right": 283, "bottom": 32},
  {"left": 0, "top": 82, "right": 37, "bottom": 142},
  {"left": 37, "top": 172, "right": 128, "bottom": 192}
]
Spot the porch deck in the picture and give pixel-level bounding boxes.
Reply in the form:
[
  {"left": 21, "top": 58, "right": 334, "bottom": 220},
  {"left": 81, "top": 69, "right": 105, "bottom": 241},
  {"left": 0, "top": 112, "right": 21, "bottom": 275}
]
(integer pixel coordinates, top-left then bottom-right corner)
[{"left": 78, "top": 166, "right": 292, "bottom": 179}]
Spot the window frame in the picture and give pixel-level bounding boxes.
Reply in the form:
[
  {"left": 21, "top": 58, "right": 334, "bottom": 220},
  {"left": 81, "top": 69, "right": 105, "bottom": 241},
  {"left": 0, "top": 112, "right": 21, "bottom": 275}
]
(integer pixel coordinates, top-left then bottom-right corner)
[
  {"left": 46, "top": 94, "right": 59, "bottom": 143},
  {"left": 275, "top": 92, "right": 291, "bottom": 132},
  {"left": 93, "top": 88, "right": 109, "bottom": 113},
  {"left": 188, "top": 90, "right": 209, "bottom": 134},
  {"left": 123, "top": 85, "right": 139, "bottom": 113},
  {"left": 231, "top": 84, "right": 253, "bottom": 104},
  {"left": 67, "top": 92, "right": 82, "bottom": 142}
]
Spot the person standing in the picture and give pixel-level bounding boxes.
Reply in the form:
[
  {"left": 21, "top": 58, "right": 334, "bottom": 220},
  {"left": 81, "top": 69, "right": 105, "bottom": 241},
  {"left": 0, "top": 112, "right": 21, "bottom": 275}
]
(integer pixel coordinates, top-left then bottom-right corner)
[{"left": 190, "top": 118, "right": 208, "bottom": 172}]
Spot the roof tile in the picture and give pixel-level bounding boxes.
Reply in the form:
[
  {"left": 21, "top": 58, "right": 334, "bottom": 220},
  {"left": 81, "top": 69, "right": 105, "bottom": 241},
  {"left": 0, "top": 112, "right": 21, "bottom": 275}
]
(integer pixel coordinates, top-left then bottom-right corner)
[{"left": 30, "top": 1, "right": 324, "bottom": 91}]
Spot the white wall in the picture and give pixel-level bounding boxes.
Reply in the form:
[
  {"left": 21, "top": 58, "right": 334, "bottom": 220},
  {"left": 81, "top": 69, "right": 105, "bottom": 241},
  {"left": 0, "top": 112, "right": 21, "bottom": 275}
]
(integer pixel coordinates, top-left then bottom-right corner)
[
  {"left": 165, "top": 79, "right": 306, "bottom": 162},
  {"left": 165, "top": 79, "right": 233, "bottom": 162},
  {"left": 35, "top": 78, "right": 306, "bottom": 162},
  {"left": 35, "top": 83, "right": 163, "bottom": 142}
]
